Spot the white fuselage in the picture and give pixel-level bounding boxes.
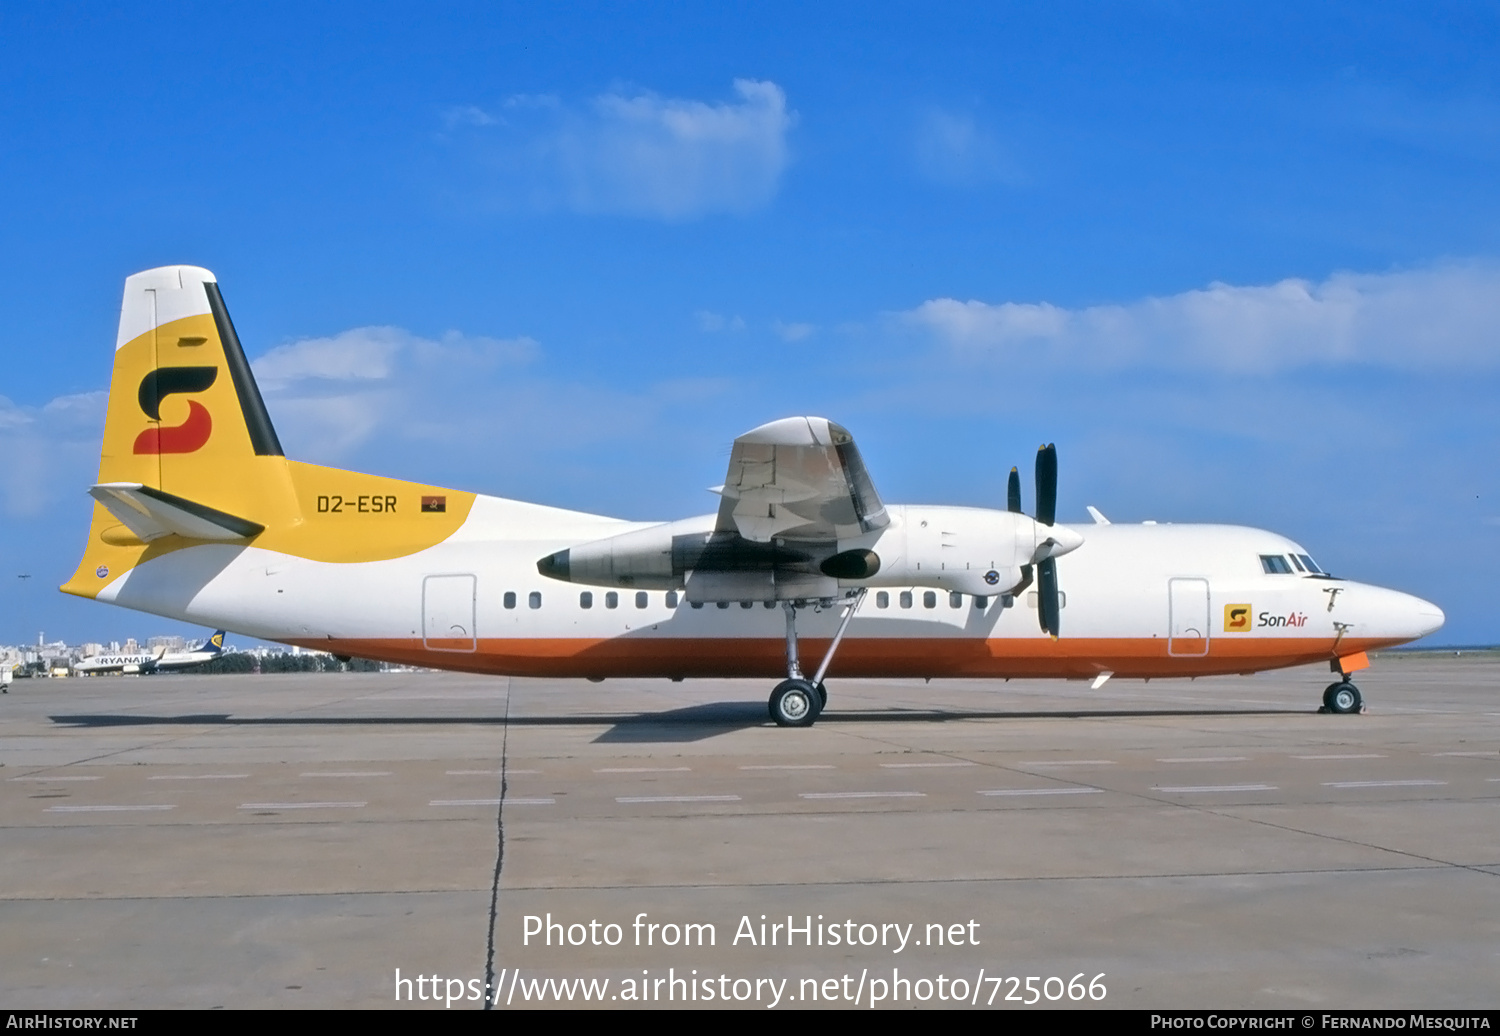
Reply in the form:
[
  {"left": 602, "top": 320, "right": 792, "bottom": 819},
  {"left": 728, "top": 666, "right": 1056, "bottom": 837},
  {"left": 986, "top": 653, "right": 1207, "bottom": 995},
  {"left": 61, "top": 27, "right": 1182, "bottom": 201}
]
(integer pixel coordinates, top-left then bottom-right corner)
[{"left": 93, "top": 495, "right": 1444, "bottom": 681}]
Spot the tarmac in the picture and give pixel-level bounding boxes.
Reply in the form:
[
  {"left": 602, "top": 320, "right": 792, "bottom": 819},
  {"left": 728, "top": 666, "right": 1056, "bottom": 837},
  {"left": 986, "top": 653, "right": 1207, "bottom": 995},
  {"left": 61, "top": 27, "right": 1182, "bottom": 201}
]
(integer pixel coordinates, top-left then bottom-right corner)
[{"left": 2, "top": 653, "right": 1497, "bottom": 1010}]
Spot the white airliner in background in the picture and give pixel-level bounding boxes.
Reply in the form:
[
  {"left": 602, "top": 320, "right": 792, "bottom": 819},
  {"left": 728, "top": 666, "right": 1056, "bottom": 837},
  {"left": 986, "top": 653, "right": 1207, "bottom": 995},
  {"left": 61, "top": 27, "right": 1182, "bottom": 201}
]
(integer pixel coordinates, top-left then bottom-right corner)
[
  {"left": 73, "top": 631, "right": 227, "bottom": 676},
  {"left": 63, "top": 267, "right": 1444, "bottom": 724}
]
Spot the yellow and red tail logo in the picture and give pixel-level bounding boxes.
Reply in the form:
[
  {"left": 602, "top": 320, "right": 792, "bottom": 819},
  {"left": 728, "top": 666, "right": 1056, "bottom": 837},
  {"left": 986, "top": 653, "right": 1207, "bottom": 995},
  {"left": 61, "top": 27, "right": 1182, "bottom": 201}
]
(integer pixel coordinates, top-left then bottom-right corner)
[{"left": 134, "top": 367, "right": 218, "bottom": 454}]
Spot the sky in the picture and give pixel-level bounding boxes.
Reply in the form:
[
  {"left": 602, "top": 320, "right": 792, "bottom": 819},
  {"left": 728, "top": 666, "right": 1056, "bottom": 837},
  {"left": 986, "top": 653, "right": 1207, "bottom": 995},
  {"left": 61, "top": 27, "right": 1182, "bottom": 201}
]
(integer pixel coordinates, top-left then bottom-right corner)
[{"left": 1, "top": 2, "right": 1497, "bottom": 647}]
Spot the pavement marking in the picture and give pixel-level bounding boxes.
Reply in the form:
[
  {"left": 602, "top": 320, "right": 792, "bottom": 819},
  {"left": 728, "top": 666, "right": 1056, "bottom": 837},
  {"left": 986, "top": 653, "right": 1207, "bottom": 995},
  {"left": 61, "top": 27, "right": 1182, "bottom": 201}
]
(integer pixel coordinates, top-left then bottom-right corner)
[
  {"left": 429, "top": 798, "right": 557, "bottom": 806},
  {"left": 800, "top": 791, "right": 926, "bottom": 799},
  {"left": 446, "top": 768, "right": 539, "bottom": 775},
  {"left": 45, "top": 804, "right": 176, "bottom": 813},
  {"left": 1323, "top": 780, "right": 1449, "bottom": 789},
  {"left": 1021, "top": 760, "right": 1116, "bottom": 766},
  {"left": 11, "top": 776, "right": 100, "bottom": 782},
  {"left": 1428, "top": 751, "right": 1496, "bottom": 757},
  {"left": 880, "top": 761, "right": 977, "bottom": 768},
  {"left": 239, "top": 801, "right": 368, "bottom": 810},
  {"left": 1153, "top": 784, "right": 1278, "bottom": 793},
  {"left": 739, "top": 764, "right": 835, "bottom": 770},
  {"left": 149, "top": 774, "right": 249, "bottom": 780},
  {"left": 596, "top": 767, "right": 692, "bottom": 773},
  {"left": 299, "top": 771, "right": 392, "bottom": 778},
  {"left": 1156, "top": 756, "right": 1249, "bottom": 763},
  {"left": 978, "top": 788, "right": 1105, "bottom": 797},
  {"left": 615, "top": 795, "right": 740, "bottom": 803},
  {"left": 1293, "top": 754, "right": 1387, "bottom": 760}
]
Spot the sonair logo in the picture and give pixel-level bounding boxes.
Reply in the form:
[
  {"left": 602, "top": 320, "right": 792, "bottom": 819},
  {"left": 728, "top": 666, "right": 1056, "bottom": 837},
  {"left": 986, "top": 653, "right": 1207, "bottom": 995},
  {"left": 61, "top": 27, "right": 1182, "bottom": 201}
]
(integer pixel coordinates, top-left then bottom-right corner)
[
  {"left": 1259, "top": 611, "right": 1309, "bottom": 628},
  {"left": 133, "top": 367, "right": 218, "bottom": 454},
  {"left": 1223, "top": 604, "right": 1252, "bottom": 632}
]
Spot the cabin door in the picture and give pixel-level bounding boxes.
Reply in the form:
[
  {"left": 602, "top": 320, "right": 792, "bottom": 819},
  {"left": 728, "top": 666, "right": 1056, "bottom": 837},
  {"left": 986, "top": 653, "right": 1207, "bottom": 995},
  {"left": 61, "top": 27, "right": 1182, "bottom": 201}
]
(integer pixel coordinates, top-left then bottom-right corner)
[
  {"left": 423, "top": 574, "right": 477, "bottom": 652},
  {"left": 1168, "top": 578, "right": 1210, "bottom": 657}
]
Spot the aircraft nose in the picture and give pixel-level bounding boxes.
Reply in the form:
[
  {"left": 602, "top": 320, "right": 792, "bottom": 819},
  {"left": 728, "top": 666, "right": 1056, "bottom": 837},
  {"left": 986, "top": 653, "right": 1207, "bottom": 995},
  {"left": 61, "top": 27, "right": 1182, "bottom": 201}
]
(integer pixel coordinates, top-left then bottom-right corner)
[{"left": 1414, "top": 598, "right": 1445, "bottom": 638}]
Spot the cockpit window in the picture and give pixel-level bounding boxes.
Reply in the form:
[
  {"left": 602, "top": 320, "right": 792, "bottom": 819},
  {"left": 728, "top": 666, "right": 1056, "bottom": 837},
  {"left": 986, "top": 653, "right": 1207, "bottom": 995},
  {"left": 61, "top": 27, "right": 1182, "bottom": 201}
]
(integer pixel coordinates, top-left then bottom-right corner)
[
  {"left": 1296, "top": 554, "right": 1323, "bottom": 574},
  {"left": 1288, "top": 554, "right": 1306, "bottom": 572},
  {"left": 1260, "top": 554, "right": 1294, "bottom": 574}
]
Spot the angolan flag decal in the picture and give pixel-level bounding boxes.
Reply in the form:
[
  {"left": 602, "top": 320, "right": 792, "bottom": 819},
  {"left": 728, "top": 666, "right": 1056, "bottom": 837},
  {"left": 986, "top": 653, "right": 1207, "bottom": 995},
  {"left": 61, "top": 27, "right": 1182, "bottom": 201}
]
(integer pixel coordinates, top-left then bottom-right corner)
[{"left": 421, "top": 496, "right": 446, "bottom": 513}]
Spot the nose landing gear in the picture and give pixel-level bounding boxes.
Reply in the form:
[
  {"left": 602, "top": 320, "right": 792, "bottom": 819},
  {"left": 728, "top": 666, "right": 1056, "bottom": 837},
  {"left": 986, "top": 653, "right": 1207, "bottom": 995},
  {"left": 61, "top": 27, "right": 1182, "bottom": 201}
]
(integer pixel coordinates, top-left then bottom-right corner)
[
  {"left": 1319, "top": 655, "right": 1368, "bottom": 715},
  {"left": 1321, "top": 681, "right": 1363, "bottom": 714}
]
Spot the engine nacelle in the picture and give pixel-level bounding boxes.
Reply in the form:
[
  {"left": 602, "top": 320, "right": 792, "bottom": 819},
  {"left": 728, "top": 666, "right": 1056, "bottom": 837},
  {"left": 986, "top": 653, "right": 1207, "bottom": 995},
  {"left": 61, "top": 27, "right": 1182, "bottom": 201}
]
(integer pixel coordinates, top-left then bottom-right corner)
[{"left": 537, "top": 504, "right": 1083, "bottom": 601}]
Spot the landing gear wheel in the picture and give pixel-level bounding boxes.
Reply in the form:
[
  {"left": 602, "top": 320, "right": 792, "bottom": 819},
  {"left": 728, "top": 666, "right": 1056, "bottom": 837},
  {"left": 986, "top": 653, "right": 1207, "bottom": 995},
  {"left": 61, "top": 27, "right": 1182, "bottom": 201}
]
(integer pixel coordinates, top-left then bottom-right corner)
[
  {"left": 815, "top": 682, "right": 828, "bottom": 711},
  {"left": 769, "top": 679, "right": 820, "bottom": 727},
  {"left": 1325, "top": 681, "right": 1362, "bottom": 715}
]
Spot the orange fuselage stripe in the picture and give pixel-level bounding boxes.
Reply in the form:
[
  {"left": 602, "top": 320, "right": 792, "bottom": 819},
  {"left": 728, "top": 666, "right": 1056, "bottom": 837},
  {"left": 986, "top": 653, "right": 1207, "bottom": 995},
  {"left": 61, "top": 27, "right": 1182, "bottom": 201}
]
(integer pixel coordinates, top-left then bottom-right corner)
[{"left": 290, "top": 635, "right": 1395, "bottom": 680}]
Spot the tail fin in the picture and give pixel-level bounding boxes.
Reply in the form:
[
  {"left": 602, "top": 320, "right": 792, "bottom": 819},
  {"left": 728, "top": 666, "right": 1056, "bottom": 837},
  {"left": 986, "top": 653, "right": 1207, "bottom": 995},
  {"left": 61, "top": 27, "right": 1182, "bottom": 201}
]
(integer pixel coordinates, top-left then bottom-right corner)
[
  {"left": 205, "top": 630, "right": 226, "bottom": 654},
  {"left": 63, "top": 267, "right": 302, "bottom": 598},
  {"left": 65, "top": 266, "right": 481, "bottom": 603}
]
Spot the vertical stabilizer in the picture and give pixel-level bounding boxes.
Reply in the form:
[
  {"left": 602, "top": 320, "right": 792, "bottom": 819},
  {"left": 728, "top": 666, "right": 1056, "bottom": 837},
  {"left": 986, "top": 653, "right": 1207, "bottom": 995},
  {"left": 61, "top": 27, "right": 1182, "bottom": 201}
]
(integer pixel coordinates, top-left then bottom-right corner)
[{"left": 64, "top": 267, "right": 301, "bottom": 599}]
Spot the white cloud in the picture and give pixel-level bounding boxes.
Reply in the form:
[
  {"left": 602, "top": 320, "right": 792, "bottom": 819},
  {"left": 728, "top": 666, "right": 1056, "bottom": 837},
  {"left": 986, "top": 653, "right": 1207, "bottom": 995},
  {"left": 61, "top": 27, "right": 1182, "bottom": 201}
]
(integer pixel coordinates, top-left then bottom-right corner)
[
  {"left": 441, "top": 105, "right": 499, "bottom": 130},
  {"left": 914, "top": 109, "right": 1021, "bottom": 187},
  {"left": 0, "top": 392, "right": 106, "bottom": 518},
  {"left": 904, "top": 264, "right": 1500, "bottom": 372},
  {"left": 455, "top": 79, "right": 795, "bottom": 219},
  {"left": 252, "top": 328, "right": 538, "bottom": 461},
  {"left": 696, "top": 310, "right": 746, "bottom": 333},
  {"left": 772, "top": 320, "right": 815, "bottom": 342}
]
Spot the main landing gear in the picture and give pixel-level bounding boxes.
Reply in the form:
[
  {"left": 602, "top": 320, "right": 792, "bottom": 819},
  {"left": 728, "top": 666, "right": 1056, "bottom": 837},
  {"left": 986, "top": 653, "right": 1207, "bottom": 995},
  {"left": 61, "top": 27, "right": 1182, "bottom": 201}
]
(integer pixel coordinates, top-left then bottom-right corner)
[
  {"left": 768, "top": 590, "right": 864, "bottom": 727},
  {"left": 1321, "top": 681, "right": 1363, "bottom": 715}
]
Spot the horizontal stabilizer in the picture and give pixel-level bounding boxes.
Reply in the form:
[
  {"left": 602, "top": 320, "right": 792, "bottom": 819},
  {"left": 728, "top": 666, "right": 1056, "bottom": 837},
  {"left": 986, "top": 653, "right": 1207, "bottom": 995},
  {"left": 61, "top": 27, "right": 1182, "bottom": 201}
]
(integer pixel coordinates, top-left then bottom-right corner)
[{"left": 89, "top": 482, "right": 265, "bottom": 542}]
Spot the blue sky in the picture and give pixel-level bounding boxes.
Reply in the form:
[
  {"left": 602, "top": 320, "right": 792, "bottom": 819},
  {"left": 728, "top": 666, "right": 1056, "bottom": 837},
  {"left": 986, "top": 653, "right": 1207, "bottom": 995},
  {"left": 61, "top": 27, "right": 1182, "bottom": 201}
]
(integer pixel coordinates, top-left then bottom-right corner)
[{"left": 2, "top": 2, "right": 1497, "bottom": 646}]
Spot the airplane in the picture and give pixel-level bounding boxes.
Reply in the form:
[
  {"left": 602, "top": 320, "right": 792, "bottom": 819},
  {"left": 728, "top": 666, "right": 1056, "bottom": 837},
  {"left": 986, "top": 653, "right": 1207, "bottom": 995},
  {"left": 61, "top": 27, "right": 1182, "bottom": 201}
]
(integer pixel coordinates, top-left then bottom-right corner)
[
  {"left": 62, "top": 266, "right": 1444, "bottom": 724},
  {"left": 72, "top": 631, "right": 227, "bottom": 676}
]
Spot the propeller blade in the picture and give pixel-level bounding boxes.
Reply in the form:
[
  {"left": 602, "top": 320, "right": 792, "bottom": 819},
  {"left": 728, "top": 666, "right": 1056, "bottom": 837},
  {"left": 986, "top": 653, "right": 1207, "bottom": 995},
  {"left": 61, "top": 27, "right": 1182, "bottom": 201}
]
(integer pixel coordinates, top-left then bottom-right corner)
[
  {"left": 1037, "top": 556, "right": 1060, "bottom": 636},
  {"left": 1035, "top": 444, "right": 1057, "bottom": 526},
  {"left": 1007, "top": 467, "right": 1022, "bottom": 513},
  {"left": 1013, "top": 564, "right": 1034, "bottom": 597}
]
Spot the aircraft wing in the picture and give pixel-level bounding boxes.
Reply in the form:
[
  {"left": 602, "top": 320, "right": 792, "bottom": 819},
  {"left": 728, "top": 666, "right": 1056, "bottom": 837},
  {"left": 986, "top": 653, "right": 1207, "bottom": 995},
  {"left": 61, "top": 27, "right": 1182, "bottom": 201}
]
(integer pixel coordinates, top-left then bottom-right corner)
[{"left": 715, "top": 417, "right": 889, "bottom": 542}]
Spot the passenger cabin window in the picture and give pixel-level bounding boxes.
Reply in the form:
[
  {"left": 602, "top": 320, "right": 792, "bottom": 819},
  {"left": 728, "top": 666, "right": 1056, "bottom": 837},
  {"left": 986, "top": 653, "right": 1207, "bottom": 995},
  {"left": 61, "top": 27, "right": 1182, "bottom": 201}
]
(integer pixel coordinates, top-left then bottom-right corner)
[
  {"left": 666, "top": 591, "right": 679, "bottom": 608},
  {"left": 923, "top": 591, "right": 937, "bottom": 609},
  {"left": 605, "top": 591, "right": 618, "bottom": 609},
  {"left": 949, "top": 591, "right": 963, "bottom": 609},
  {"left": 740, "top": 601, "right": 754, "bottom": 609},
  {"left": 635, "top": 591, "right": 648, "bottom": 609},
  {"left": 690, "top": 601, "right": 704, "bottom": 609},
  {"left": 528, "top": 591, "right": 542, "bottom": 609},
  {"left": 974, "top": 596, "right": 988, "bottom": 610},
  {"left": 579, "top": 591, "right": 593, "bottom": 609},
  {"left": 503, "top": 591, "right": 516, "bottom": 609},
  {"left": 876, "top": 591, "right": 889, "bottom": 609},
  {"left": 716, "top": 601, "right": 730, "bottom": 609},
  {"left": 899, "top": 591, "right": 913, "bottom": 609},
  {"left": 1260, "top": 555, "right": 1294, "bottom": 575}
]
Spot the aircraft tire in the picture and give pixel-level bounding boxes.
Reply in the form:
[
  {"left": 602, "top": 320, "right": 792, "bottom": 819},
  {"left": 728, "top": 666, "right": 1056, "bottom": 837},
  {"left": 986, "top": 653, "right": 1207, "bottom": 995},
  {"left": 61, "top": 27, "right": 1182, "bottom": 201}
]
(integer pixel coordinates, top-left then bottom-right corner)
[
  {"left": 815, "top": 682, "right": 828, "bottom": 711},
  {"left": 770, "top": 679, "right": 820, "bottom": 727},
  {"left": 1327, "top": 682, "right": 1362, "bottom": 715}
]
